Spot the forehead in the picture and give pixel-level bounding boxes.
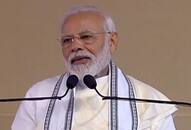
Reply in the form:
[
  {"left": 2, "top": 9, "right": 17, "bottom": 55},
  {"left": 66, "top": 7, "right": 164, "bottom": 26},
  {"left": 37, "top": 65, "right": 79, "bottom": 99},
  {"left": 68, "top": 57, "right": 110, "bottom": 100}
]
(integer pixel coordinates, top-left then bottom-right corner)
[{"left": 61, "top": 12, "right": 105, "bottom": 34}]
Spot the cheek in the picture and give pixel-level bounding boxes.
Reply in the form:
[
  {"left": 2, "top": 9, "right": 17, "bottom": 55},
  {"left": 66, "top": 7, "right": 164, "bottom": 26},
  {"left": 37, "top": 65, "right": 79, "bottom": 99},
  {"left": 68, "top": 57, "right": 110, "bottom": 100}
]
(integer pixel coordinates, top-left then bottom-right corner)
[
  {"left": 62, "top": 48, "right": 69, "bottom": 60},
  {"left": 86, "top": 40, "right": 105, "bottom": 56},
  {"left": 91, "top": 44, "right": 105, "bottom": 56},
  {"left": 85, "top": 45, "right": 99, "bottom": 57}
]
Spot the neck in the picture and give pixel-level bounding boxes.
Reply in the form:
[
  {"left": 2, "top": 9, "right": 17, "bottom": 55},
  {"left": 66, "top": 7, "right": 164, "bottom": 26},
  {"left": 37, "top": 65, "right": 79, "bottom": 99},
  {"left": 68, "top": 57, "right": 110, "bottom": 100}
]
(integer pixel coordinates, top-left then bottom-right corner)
[{"left": 94, "top": 66, "right": 109, "bottom": 79}]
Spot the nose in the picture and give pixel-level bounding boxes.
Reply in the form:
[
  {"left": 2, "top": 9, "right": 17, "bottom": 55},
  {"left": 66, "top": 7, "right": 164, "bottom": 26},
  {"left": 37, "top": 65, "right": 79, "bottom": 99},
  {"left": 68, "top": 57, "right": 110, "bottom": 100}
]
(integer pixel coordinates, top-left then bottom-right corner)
[{"left": 71, "top": 36, "right": 84, "bottom": 52}]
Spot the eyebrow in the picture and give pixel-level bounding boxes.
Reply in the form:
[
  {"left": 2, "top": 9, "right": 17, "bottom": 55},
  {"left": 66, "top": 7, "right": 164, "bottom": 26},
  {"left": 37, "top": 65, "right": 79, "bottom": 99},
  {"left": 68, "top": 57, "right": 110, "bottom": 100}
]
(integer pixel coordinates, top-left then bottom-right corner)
[{"left": 61, "top": 30, "right": 96, "bottom": 37}]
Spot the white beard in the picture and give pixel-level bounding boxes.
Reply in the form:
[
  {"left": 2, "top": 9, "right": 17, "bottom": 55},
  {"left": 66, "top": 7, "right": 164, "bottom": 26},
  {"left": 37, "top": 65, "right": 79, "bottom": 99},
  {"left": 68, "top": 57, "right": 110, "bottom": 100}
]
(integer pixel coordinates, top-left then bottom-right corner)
[{"left": 64, "top": 38, "right": 111, "bottom": 80}]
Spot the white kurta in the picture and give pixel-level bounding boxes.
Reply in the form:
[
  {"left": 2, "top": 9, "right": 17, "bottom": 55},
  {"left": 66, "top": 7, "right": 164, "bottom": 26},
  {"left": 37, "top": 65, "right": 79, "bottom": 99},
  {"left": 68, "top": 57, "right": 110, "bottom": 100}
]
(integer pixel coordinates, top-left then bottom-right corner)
[
  {"left": 72, "top": 76, "right": 109, "bottom": 130},
  {"left": 12, "top": 68, "right": 177, "bottom": 130}
]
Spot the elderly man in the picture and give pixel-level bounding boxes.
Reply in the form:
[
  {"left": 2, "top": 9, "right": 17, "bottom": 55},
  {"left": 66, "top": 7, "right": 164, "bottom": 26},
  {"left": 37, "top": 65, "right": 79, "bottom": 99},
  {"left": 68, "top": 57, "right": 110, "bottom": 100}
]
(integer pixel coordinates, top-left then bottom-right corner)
[{"left": 12, "top": 6, "right": 177, "bottom": 130}]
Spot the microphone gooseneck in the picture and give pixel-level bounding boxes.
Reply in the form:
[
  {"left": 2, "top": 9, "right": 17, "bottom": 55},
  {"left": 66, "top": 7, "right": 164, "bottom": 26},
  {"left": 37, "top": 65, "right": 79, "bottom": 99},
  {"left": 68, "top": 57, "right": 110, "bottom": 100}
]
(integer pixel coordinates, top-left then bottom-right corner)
[
  {"left": 102, "top": 96, "right": 191, "bottom": 107},
  {"left": 0, "top": 75, "right": 78, "bottom": 102},
  {"left": 83, "top": 74, "right": 191, "bottom": 108},
  {"left": 59, "top": 75, "right": 79, "bottom": 99}
]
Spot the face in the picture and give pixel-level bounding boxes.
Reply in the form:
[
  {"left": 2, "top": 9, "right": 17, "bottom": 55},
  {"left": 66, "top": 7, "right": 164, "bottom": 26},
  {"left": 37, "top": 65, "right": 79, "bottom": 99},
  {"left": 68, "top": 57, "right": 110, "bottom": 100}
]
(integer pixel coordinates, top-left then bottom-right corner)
[{"left": 60, "top": 12, "right": 118, "bottom": 79}]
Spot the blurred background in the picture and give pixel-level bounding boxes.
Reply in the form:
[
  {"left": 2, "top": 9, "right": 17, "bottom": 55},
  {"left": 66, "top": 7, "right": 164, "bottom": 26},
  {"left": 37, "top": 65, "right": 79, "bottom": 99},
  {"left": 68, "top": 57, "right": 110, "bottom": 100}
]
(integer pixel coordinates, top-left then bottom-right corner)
[{"left": 0, "top": 0, "right": 190, "bottom": 129}]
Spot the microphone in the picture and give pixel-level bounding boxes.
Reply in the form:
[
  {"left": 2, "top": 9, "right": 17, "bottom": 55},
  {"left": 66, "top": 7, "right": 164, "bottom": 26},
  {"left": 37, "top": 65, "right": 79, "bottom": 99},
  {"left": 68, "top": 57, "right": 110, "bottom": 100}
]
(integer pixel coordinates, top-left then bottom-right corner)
[
  {"left": 57, "top": 74, "right": 78, "bottom": 99},
  {"left": 66, "top": 74, "right": 79, "bottom": 89},
  {"left": 83, "top": 74, "right": 191, "bottom": 107},
  {"left": 0, "top": 75, "right": 78, "bottom": 102},
  {"left": 83, "top": 74, "right": 104, "bottom": 98}
]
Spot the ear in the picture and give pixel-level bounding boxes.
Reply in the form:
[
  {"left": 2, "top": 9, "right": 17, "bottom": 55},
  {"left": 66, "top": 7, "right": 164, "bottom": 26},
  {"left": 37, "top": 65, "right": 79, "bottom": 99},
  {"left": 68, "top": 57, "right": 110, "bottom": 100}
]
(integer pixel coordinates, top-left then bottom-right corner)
[{"left": 108, "top": 32, "right": 118, "bottom": 55}]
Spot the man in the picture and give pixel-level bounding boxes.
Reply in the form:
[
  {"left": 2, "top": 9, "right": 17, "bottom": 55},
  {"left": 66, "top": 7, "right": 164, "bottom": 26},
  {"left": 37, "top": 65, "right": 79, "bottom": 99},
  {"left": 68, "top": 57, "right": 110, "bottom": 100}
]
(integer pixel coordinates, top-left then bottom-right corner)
[{"left": 12, "top": 5, "right": 177, "bottom": 130}]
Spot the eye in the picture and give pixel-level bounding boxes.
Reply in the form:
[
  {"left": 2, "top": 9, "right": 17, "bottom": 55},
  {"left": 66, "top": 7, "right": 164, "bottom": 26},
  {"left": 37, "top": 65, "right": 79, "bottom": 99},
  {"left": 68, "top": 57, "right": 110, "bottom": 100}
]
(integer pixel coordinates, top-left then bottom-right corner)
[
  {"left": 80, "top": 34, "right": 94, "bottom": 40},
  {"left": 61, "top": 37, "right": 73, "bottom": 45}
]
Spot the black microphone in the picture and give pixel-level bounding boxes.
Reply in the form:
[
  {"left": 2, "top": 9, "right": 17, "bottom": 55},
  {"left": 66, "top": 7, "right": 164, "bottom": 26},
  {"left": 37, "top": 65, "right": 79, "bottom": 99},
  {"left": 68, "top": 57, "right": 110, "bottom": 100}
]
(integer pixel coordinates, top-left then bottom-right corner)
[
  {"left": 83, "top": 74, "right": 104, "bottom": 98},
  {"left": 66, "top": 75, "right": 79, "bottom": 89},
  {"left": 83, "top": 74, "right": 191, "bottom": 107},
  {"left": 57, "top": 74, "right": 78, "bottom": 99},
  {"left": 0, "top": 75, "right": 78, "bottom": 102}
]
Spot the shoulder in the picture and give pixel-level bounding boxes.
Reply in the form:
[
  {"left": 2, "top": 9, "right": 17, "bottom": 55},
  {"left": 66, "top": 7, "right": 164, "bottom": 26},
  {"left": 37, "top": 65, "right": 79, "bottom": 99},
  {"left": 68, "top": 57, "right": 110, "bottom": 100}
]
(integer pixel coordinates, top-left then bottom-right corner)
[
  {"left": 127, "top": 75, "right": 170, "bottom": 100},
  {"left": 127, "top": 75, "right": 177, "bottom": 121},
  {"left": 25, "top": 75, "right": 63, "bottom": 97}
]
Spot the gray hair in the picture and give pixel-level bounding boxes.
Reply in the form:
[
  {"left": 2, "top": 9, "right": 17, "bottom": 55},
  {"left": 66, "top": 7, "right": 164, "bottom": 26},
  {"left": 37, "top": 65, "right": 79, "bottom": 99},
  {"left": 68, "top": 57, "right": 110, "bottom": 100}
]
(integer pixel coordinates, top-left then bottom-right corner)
[{"left": 60, "top": 5, "right": 116, "bottom": 33}]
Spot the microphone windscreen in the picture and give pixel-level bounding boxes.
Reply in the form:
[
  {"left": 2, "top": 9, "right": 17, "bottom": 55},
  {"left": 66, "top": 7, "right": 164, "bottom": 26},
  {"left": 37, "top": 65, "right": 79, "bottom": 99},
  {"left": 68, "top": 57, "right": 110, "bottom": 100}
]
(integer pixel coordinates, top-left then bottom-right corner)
[
  {"left": 66, "top": 75, "right": 78, "bottom": 89},
  {"left": 83, "top": 75, "right": 97, "bottom": 89}
]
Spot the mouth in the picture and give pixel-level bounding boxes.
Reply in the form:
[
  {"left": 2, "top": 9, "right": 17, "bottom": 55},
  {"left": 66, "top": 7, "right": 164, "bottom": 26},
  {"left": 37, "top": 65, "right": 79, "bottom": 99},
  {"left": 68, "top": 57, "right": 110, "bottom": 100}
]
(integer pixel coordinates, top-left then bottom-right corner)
[{"left": 71, "top": 56, "right": 91, "bottom": 65}]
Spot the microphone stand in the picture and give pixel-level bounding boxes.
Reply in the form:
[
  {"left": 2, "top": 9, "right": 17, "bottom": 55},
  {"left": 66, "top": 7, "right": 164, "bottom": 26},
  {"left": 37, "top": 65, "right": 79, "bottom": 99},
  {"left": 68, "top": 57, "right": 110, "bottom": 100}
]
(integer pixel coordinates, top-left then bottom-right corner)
[
  {"left": 0, "top": 75, "right": 79, "bottom": 103},
  {"left": 95, "top": 88, "right": 191, "bottom": 107},
  {"left": 83, "top": 74, "right": 191, "bottom": 108},
  {"left": 0, "top": 89, "right": 69, "bottom": 102}
]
